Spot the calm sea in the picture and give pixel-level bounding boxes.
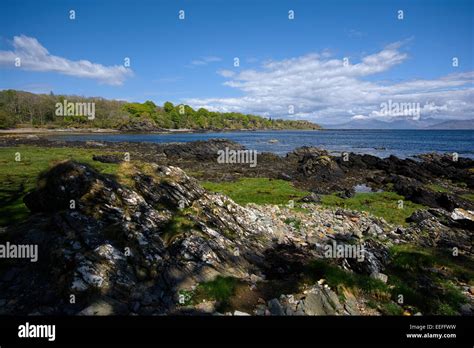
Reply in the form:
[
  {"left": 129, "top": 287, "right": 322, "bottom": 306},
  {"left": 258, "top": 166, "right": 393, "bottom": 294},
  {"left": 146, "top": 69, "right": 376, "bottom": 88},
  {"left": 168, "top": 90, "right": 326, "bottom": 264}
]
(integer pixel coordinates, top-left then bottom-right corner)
[{"left": 50, "top": 129, "right": 474, "bottom": 159}]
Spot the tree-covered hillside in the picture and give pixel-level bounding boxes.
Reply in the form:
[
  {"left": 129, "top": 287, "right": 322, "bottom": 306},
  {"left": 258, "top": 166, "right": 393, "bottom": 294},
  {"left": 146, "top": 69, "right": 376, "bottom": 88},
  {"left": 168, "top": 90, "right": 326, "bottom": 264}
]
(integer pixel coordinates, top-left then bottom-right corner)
[{"left": 0, "top": 90, "right": 320, "bottom": 130}]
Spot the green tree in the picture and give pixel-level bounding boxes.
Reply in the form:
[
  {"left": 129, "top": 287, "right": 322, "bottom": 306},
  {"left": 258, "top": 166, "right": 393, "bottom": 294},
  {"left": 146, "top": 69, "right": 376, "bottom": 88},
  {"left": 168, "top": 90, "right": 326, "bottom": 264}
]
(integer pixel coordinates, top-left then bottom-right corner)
[{"left": 164, "top": 102, "right": 174, "bottom": 113}]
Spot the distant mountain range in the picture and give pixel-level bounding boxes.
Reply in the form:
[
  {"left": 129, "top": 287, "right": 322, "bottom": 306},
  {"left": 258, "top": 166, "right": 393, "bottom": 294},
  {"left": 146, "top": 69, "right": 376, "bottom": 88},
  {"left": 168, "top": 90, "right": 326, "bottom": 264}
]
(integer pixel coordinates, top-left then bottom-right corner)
[
  {"left": 426, "top": 119, "right": 474, "bottom": 130},
  {"left": 323, "top": 118, "right": 474, "bottom": 130}
]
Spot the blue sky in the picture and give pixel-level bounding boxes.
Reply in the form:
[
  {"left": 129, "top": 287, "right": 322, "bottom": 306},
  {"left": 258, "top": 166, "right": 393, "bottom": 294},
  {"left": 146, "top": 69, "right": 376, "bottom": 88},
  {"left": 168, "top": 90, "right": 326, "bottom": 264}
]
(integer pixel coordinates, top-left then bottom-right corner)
[{"left": 0, "top": 0, "right": 473, "bottom": 123}]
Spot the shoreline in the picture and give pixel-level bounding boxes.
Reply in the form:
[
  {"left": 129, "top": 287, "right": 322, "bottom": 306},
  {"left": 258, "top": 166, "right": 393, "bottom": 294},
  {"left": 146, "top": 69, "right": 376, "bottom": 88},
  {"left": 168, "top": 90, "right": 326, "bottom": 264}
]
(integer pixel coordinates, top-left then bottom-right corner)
[
  {"left": 0, "top": 127, "right": 321, "bottom": 136},
  {"left": 1, "top": 130, "right": 473, "bottom": 160},
  {"left": 0, "top": 127, "right": 471, "bottom": 137}
]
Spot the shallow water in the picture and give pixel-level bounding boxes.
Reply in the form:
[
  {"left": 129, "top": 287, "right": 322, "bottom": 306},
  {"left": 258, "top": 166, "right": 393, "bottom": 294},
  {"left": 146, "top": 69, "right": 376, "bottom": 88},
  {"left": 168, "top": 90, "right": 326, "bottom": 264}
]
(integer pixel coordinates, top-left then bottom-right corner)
[
  {"left": 49, "top": 129, "right": 474, "bottom": 159},
  {"left": 354, "top": 184, "right": 374, "bottom": 193}
]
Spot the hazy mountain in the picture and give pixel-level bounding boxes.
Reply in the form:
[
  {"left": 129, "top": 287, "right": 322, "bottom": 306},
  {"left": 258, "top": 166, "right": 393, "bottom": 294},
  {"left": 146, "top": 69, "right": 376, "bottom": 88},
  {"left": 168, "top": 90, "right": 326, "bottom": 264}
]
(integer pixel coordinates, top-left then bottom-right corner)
[
  {"left": 323, "top": 117, "right": 473, "bottom": 130},
  {"left": 324, "top": 119, "right": 396, "bottom": 129},
  {"left": 427, "top": 119, "right": 474, "bottom": 130}
]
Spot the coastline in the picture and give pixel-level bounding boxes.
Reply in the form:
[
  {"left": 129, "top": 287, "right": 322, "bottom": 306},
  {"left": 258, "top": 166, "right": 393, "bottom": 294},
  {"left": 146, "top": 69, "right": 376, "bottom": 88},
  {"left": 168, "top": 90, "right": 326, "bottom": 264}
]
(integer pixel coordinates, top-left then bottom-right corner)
[
  {"left": 0, "top": 127, "right": 321, "bottom": 136},
  {"left": 2, "top": 128, "right": 471, "bottom": 160},
  {"left": 1, "top": 127, "right": 471, "bottom": 137}
]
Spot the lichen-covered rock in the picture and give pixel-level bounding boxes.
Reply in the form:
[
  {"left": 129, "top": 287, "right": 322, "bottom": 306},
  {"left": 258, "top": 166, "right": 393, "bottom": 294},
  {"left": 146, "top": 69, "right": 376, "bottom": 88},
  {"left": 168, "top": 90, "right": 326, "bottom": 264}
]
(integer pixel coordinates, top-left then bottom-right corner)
[
  {"left": 2, "top": 157, "right": 472, "bottom": 316},
  {"left": 2, "top": 161, "right": 283, "bottom": 315}
]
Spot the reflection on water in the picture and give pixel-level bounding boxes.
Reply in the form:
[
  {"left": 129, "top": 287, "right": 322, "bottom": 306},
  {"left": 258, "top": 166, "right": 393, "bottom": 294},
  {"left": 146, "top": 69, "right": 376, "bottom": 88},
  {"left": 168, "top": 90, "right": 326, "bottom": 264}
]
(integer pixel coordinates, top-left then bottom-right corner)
[{"left": 353, "top": 184, "right": 383, "bottom": 193}]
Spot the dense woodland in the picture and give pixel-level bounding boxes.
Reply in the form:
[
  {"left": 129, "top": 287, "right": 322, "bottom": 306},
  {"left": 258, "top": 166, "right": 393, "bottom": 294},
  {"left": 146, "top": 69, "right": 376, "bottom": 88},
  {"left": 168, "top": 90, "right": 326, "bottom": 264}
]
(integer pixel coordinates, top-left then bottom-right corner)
[{"left": 0, "top": 90, "right": 320, "bottom": 130}]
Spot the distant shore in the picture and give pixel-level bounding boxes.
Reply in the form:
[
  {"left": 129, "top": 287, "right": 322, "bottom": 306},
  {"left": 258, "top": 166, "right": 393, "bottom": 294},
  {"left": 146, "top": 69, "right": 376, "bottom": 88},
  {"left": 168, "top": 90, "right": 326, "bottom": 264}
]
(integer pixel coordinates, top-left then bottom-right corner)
[
  {"left": 0, "top": 127, "right": 118, "bottom": 135},
  {"left": 0, "top": 127, "right": 195, "bottom": 135},
  {"left": 0, "top": 127, "right": 320, "bottom": 136}
]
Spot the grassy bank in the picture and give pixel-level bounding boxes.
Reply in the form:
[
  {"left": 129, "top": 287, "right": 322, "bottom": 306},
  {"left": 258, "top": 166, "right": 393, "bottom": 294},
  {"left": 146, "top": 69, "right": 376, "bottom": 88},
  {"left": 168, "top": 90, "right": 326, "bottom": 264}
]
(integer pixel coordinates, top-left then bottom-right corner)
[
  {"left": 0, "top": 146, "right": 120, "bottom": 226},
  {"left": 202, "top": 177, "right": 425, "bottom": 226},
  {"left": 320, "top": 192, "right": 426, "bottom": 226},
  {"left": 201, "top": 177, "right": 310, "bottom": 205},
  {"left": 0, "top": 147, "right": 426, "bottom": 228},
  {"left": 303, "top": 244, "right": 472, "bottom": 315}
]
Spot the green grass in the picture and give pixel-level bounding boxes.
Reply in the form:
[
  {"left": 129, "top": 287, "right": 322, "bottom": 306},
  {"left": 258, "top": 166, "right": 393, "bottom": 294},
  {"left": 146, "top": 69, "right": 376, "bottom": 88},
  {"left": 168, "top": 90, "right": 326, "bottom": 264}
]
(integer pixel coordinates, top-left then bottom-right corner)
[
  {"left": 460, "top": 193, "right": 474, "bottom": 202},
  {"left": 304, "top": 259, "right": 402, "bottom": 314},
  {"left": 201, "top": 178, "right": 426, "bottom": 226},
  {"left": 201, "top": 177, "right": 310, "bottom": 205},
  {"left": 284, "top": 217, "right": 302, "bottom": 230},
  {"left": 379, "top": 302, "right": 405, "bottom": 315},
  {"left": 320, "top": 191, "right": 426, "bottom": 226},
  {"left": 305, "top": 245, "right": 473, "bottom": 315},
  {"left": 387, "top": 245, "right": 471, "bottom": 314},
  {"left": 389, "top": 244, "right": 474, "bottom": 284},
  {"left": 160, "top": 214, "right": 196, "bottom": 246},
  {"left": 191, "top": 276, "right": 241, "bottom": 311},
  {"left": 425, "top": 183, "right": 450, "bottom": 193},
  {"left": 177, "top": 289, "right": 194, "bottom": 306},
  {"left": 305, "top": 260, "right": 390, "bottom": 299},
  {"left": 0, "top": 146, "right": 120, "bottom": 226}
]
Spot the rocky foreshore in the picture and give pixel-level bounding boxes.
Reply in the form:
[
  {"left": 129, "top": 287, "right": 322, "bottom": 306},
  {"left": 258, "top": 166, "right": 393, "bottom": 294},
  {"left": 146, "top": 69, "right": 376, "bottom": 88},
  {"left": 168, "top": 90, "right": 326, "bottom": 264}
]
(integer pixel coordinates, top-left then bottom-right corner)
[
  {"left": 0, "top": 137, "right": 472, "bottom": 316},
  {"left": 1, "top": 135, "right": 473, "bottom": 204}
]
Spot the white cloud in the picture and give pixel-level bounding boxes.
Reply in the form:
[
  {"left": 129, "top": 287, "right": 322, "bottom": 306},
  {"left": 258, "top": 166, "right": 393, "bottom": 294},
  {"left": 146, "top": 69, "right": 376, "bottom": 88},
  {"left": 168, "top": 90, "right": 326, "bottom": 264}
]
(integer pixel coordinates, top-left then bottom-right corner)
[
  {"left": 0, "top": 35, "right": 133, "bottom": 85},
  {"left": 217, "top": 69, "right": 236, "bottom": 78},
  {"left": 186, "top": 41, "right": 474, "bottom": 123}
]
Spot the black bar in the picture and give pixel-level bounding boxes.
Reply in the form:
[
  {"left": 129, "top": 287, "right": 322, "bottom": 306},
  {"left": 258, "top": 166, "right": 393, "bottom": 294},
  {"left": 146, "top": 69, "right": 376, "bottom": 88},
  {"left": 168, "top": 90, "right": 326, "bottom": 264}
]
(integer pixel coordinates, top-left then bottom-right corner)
[{"left": 0, "top": 315, "right": 471, "bottom": 346}]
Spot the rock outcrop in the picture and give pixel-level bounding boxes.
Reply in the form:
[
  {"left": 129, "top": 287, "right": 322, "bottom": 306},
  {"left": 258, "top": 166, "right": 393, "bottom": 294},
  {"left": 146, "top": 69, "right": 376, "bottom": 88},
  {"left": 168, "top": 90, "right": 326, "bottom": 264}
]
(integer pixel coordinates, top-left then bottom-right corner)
[
  {"left": 0, "top": 137, "right": 472, "bottom": 316},
  {"left": 1, "top": 161, "right": 284, "bottom": 315},
  {"left": 0, "top": 160, "right": 399, "bottom": 315}
]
